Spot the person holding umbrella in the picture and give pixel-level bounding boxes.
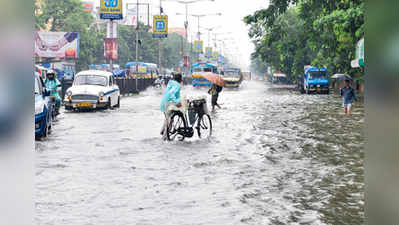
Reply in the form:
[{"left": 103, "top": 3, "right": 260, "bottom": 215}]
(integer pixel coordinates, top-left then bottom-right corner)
[
  {"left": 208, "top": 83, "right": 223, "bottom": 112},
  {"left": 340, "top": 78, "right": 358, "bottom": 115},
  {"left": 203, "top": 72, "right": 225, "bottom": 112}
]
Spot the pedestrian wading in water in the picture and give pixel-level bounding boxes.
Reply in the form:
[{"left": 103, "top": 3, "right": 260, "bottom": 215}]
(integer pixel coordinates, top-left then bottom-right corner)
[
  {"left": 340, "top": 79, "right": 358, "bottom": 115},
  {"left": 208, "top": 83, "right": 223, "bottom": 112}
]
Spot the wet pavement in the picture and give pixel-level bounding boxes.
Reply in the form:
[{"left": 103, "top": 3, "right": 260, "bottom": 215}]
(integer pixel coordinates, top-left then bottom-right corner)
[{"left": 35, "top": 81, "right": 364, "bottom": 225}]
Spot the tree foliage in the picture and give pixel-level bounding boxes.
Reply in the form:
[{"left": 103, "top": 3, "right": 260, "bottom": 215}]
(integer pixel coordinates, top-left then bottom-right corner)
[{"left": 245, "top": 0, "right": 364, "bottom": 81}]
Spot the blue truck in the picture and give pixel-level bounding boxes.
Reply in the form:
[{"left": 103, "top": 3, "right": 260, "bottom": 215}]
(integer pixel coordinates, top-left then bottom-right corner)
[{"left": 298, "top": 66, "right": 329, "bottom": 94}]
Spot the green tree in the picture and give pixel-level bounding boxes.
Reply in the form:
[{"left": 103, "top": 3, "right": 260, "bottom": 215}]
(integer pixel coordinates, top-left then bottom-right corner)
[{"left": 245, "top": 0, "right": 364, "bottom": 82}]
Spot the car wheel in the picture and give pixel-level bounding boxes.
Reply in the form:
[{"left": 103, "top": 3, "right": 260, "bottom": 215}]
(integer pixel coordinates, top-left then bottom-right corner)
[
  {"left": 116, "top": 96, "right": 120, "bottom": 108},
  {"left": 42, "top": 120, "right": 49, "bottom": 138}
]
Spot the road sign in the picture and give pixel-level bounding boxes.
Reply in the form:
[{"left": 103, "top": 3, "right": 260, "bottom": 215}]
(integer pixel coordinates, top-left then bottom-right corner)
[
  {"left": 152, "top": 15, "right": 168, "bottom": 38},
  {"left": 194, "top": 40, "right": 203, "bottom": 53},
  {"left": 100, "top": 0, "right": 123, "bottom": 20},
  {"left": 205, "top": 47, "right": 213, "bottom": 58}
]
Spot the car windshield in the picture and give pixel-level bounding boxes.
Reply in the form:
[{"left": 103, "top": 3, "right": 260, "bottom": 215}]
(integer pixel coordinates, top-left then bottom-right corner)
[
  {"left": 309, "top": 71, "right": 327, "bottom": 79},
  {"left": 35, "top": 78, "right": 40, "bottom": 95},
  {"left": 224, "top": 71, "right": 240, "bottom": 78},
  {"left": 74, "top": 75, "right": 107, "bottom": 86}
]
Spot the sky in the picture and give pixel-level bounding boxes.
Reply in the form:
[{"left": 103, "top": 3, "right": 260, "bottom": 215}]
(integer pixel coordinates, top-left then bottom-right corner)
[{"left": 95, "top": 0, "right": 270, "bottom": 70}]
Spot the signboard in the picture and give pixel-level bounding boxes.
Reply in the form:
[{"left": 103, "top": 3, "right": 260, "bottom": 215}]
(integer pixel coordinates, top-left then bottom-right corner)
[
  {"left": 194, "top": 40, "right": 203, "bottom": 53},
  {"left": 100, "top": 0, "right": 123, "bottom": 20},
  {"left": 130, "top": 65, "right": 147, "bottom": 73},
  {"left": 81, "top": 1, "right": 94, "bottom": 12},
  {"left": 104, "top": 38, "right": 118, "bottom": 60},
  {"left": 34, "top": 32, "right": 79, "bottom": 59},
  {"left": 152, "top": 15, "right": 168, "bottom": 38},
  {"left": 213, "top": 51, "right": 218, "bottom": 61},
  {"left": 205, "top": 47, "right": 213, "bottom": 58}
]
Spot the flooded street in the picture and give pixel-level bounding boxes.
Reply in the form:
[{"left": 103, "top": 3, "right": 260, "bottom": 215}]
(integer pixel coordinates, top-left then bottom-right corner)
[{"left": 35, "top": 81, "right": 364, "bottom": 225}]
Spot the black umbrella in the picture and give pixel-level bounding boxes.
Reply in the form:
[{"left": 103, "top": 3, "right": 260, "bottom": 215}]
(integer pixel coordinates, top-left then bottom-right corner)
[{"left": 331, "top": 74, "right": 352, "bottom": 80}]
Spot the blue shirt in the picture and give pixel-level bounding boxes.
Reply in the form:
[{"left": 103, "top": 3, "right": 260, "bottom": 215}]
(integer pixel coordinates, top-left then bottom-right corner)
[
  {"left": 160, "top": 80, "right": 181, "bottom": 112},
  {"left": 341, "top": 86, "right": 357, "bottom": 104}
]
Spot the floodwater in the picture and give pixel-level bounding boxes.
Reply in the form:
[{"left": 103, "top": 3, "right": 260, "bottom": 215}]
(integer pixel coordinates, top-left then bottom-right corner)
[{"left": 35, "top": 81, "right": 364, "bottom": 225}]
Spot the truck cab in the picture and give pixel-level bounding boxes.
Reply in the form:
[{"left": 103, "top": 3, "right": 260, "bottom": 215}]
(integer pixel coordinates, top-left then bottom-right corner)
[{"left": 299, "top": 66, "right": 329, "bottom": 94}]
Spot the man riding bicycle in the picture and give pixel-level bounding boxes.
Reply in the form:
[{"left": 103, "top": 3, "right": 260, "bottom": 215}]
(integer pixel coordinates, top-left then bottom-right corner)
[{"left": 160, "top": 73, "right": 183, "bottom": 138}]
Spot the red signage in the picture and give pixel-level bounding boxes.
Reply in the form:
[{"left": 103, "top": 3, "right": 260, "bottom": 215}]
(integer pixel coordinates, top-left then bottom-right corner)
[
  {"left": 104, "top": 38, "right": 118, "bottom": 60},
  {"left": 183, "top": 56, "right": 190, "bottom": 67}
]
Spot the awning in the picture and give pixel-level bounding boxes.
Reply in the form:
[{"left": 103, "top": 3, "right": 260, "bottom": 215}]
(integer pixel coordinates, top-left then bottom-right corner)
[{"left": 351, "top": 38, "right": 364, "bottom": 68}]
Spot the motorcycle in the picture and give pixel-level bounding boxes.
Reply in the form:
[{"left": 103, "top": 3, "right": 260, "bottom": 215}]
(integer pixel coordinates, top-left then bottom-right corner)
[
  {"left": 153, "top": 78, "right": 164, "bottom": 89},
  {"left": 46, "top": 86, "right": 62, "bottom": 119}
]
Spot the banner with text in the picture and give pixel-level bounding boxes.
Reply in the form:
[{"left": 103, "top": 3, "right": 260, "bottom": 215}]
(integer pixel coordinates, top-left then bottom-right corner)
[
  {"left": 100, "top": 0, "right": 123, "bottom": 20},
  {"left": 194, "top": 40, "right": 203, "bottom": 53},
  {"left": 104, "top": 38, "right": 118, "bottom": 60},
  {"left": 153, "top": 15, "right": 168, "bottom": 38}
]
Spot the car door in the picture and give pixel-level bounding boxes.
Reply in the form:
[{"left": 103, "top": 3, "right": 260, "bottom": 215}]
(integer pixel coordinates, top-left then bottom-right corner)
[
  {"left": 110, "top": 76, "right": 119, "bottom": 106},
  {"left": 107, "top": 76, "right": 114, "bottom": 106},
  {"left": 111, "top": 76, "right": 118, "bottom": 105}
]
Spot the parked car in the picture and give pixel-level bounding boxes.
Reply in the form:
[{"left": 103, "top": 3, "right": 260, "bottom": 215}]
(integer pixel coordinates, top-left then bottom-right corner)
[
  {"left": 35, "top": 72, "right": 53, "bottom": 139},
  {"left": 64, "top": 70, "right": 120, "bottom": 110}
]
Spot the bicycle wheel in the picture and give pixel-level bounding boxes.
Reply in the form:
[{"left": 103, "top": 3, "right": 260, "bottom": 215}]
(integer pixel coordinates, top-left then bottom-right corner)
[
  {"left": 167, "top": 111, "right": 187, "bottom": 141},
  {"left": 197, "top": 114, "right": 212, "bottom": 139}
]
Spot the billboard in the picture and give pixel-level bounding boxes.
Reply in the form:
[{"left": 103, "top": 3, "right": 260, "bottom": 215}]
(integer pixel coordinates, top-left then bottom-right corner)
[
  {"left": 194, "top": 40, "right": 203, "bottom": 53},
  {"left": 35, "top": 32, "right": 79, "bottom": 59},
  {"left": 100, "top": 0, "right": 123, "bottom": 20},
  {"left": 153, "top": 15, "right": 168, "bottom": 38},
  {"left": 104, "top": 38, "right": 118, "bottom": 60},
  {"left": 124, "top": 4, "right": 150, "bottom": 26}
]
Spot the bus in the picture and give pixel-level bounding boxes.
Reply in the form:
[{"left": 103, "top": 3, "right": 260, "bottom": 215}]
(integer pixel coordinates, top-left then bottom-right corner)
[
  {"left": 223, "top": 67, "right": 243, "bottom": 88},
  {"left": 191, "top": 62, "right": 218, "bottom": 87},
  {"left": 125, "top": 62, "right": 159, "bottom": 79}
]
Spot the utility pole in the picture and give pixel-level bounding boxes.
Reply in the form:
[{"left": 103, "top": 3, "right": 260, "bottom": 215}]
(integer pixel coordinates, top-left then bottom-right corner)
[
  {"left": 159, "top": 0, "right": 163, "bottom": 77},
  {"left": 135, "top": 0, "right": 139, "bottom": 91},
  {"left": 109, "top": 20, "right": 113, "bottom": 73}
]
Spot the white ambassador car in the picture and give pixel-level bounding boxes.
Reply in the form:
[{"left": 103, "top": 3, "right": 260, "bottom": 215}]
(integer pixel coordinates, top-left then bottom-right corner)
[{"left": 64, "top": 70, "right": 120, "bottom": 110}]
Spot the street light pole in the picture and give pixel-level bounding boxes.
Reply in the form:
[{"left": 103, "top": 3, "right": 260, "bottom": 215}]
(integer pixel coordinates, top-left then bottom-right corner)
[{"left": 174, "top": 0, "right": 216, "bottom": 76}]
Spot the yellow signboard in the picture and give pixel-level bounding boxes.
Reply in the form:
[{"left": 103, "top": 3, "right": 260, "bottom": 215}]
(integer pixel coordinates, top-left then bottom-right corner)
[
  {"left": 153, "top": 15, "right": 168, "bottom": 38},
  {"left": 213, "top": 51, "right": 219, "bottom": 60},
  {"left": 100, "top": 0, "right": 123, "bottom": 20},
  {"left": 194, "top": 40, "right": 203, "bottom": 53},
  {"left": 138, "top": 66, "right": 147, "bottom": 73},
  {"left": 205, "top": 47, "right": 213, "bottom": 57}
]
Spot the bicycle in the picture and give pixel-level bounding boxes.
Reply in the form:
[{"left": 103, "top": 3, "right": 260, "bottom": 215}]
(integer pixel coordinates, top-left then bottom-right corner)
[{"left": 166, "top": 96, "right": 212, "bottom": 141}]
